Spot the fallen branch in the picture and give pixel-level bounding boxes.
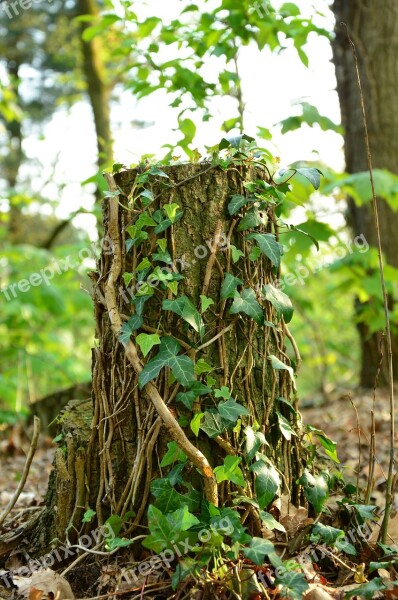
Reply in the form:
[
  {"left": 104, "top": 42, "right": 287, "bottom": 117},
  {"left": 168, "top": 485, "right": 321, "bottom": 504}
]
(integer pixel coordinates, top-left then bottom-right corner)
[{"left": 0, "top": 416, "right": 40, "bottom": 526}]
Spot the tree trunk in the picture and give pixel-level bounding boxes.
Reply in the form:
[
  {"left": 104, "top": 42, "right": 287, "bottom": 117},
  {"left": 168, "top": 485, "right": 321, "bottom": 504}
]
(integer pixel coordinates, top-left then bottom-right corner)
[
  {"left": 76, "top": 0, "right": 113, "bottom": 169},
  {"left": 29, "top": 163, "right": 303, "bottom": 553},
  {"left": 332, "top": 0, "right": 398, "bottom": 387}
]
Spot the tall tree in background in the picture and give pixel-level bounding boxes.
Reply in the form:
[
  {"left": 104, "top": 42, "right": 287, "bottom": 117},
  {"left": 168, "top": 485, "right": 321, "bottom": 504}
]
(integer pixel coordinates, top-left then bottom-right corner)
[{"left": 332, "top": 0, "right": 398, "bottom": 387}]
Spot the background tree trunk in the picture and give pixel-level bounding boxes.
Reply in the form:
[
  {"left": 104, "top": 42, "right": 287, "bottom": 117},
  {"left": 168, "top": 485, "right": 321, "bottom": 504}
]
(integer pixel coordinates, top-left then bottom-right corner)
[
  {"left": 332, "top": 0, "right": 398, "bottom": 387},
  {"left": 30, "top": 163, "right": 302, "bottom": 552}
]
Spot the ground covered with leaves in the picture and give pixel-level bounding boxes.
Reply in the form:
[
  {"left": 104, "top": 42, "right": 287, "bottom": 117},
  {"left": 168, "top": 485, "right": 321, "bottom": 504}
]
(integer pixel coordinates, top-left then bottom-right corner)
[{"left": 0, "top": 388, "right": 397, "bottom": 599}]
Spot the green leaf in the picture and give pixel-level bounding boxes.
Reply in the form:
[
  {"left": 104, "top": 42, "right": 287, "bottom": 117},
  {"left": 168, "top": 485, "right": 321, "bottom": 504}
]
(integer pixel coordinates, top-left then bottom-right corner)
[
  {"left": 243, "top": 537, "right": 275, "bottom": 566},
  {"left": 228, "top": 194, "right": 251, "bottom": 216},
  {"left": 269, "top": 355, "right": 296, "bottom": 388},
  {"left": 298, "top": 469, "right": 329, "bottom": 514},
  {"left": 200, "top": 411, "right": 230, "bottom": 438},
  {"left": 245, "top": 427, "right": 267, "bottom": 462},
  {"left": 135, "top": 212, "right": 157, "bottom": 229},
  {"left": 246, "top": 233, "right": 282, "bottom": 268},
  {"left": 306, "top": 425, "right": 339, "bottom": 463},
  {"left": 163, "top": 296, "right": 204, "bottom": 338},
  {"left": 194, "top": 359, "right": 214, "bottom": 375},
  {"left": 310, "top": 522, "right": 344, "bottom": 545},
  {"left": 250, "top": 460, "right": 280, "bottom": 509},
  {"left": 160, "top": 441, "right": 187, "bottom": 467},
  {"left": 143, "top": 505, "right": 199, "bottom": 553},
  {"left": 190, "top": 412, "right": 204, "bottom": 436},
  {"left": 168, "top": 355, "right": 195, "bottom": 387},
  {"left": 344, "top": 578, "right": 386, "bottom": 599},
  {"left": 214, "top": 456, "right": 245, "bottom": 486},
  {"left": 138, "top": 336, "right": 194, "bottom": 388},
  {"left": 259, "top": 510, "right": 286, "bottom": 533},
  {"left": 119, "top": 315, "right": 144, "bottom": 345},
  {"left": 295, "top": 167, "right": 323, "bottom": 190},
  {"left": 200, "top": 294, "right": 214, "bottom": 312},
  {"left": 214, "top": 386, "right": 231, "bottom": 399},
  {"left": 237, "top": 208, "right": 266, "bottom": 232},
  {"left": 276, "top": 411, "right": 296, "bottom": 441},
  {"left": 82, "top": 508, "right": 96, "bottom": 523},
  {"left": 263, "top": 284, "right": 294, "bottom": 323},
  {"left": 230, "top": 245, "right": 245, "bottom": 263},
  {"left": 136, "top": 333, "right": 161, "bottom": 357},
  {"left": 275, "top": 571, "right": 309, "bottom": 599},
  {"left": 230, "top": 288, "right": 264, "bottom": 325},
  {"left": 163, "top": 203, "right": 180, "bottom": 223},
  {"left": 221, "top": 273, "right": 243, "bottom": 299},
  {"left": 136, "top": 257, "right": 152, "bottom": 271},
  {"left": 218, "top": 399, "right": 250, "bottom": 422}
]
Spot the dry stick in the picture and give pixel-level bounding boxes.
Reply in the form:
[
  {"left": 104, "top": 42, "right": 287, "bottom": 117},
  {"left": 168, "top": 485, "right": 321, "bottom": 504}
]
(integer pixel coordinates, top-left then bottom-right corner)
[
  {"left": 342, "top": 23, "right": 395, "bottom": 544},
  {"left": 0, "top": 416, "right": 40, "bottom": 526},
  {"left": 347, "top": 394, "right": 361, "bottom": 503},
  {"left": 366, "top": 337, "right": 383, "bottom": 504},
  {"left": 103, "top": 173, "right": 218, "bottom": 506}
]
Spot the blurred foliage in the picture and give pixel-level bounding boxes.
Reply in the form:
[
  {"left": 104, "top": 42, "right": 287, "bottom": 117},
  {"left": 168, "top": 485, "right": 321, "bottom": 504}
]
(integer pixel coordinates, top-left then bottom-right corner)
[{"left": 1, "top": 0, "right": 397, "bottom": 417}]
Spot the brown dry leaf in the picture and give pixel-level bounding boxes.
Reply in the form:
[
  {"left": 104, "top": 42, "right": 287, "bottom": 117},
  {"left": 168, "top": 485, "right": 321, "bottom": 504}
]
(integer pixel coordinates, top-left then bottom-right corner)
[
  {"left": 280, "top": 507, "right": 313, "bottom": 538},
  {"left": 17, "top": 569, "right": 74, "bottom": 600},
  {"left": 28, "top": 589, "right": 43, "bottom": 600},
  {"left": 303, "top": 584, "right": 341, "bottom": 599}
]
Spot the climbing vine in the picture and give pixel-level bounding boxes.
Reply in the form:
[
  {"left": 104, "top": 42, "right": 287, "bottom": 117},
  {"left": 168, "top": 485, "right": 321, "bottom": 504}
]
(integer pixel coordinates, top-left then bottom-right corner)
[{"left": 87, "top": 135, "right": 361, "bottom": 596}]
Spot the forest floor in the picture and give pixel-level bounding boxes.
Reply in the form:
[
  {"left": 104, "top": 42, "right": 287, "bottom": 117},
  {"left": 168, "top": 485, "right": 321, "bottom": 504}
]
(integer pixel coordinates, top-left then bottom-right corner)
[{"left": 0, "top": 387, "right": 397, "bottom": 598}]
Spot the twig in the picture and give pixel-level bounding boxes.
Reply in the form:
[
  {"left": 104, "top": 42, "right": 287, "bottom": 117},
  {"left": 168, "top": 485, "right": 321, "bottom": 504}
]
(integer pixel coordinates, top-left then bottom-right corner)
[
  {"left": 342, "top": 23, "right": 395, "bottom": 544},
  {"left": 201, "top": 220, "right": 224, "bottom": 298},
  {"left": 284, "top": 323, "right": 301, "bottom": 373},
  {"left": 0, "top": 416, "right": 40, "bottom": 526},
  {"left": 103, "top": 173, "right": 218, "bottom": 506},
  {"left": 347, "top": 394, "right": 361, "bottom": 502}
]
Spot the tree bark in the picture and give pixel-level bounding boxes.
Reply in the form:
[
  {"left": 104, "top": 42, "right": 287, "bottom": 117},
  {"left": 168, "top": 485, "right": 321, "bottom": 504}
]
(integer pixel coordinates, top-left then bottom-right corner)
[
  {"left": 76, "top": 0, "right": 113, "bottom": 168},
  {"left": 332, "top": 0, "right": 398, "bottom": 387},
  {"left": 28, "top": 163, "right": 303, "bottom": 553}
]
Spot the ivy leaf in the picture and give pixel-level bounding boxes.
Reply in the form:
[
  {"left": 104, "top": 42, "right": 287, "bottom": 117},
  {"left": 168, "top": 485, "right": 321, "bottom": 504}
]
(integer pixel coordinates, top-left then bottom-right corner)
[
  {"left": 190, "top": 413, "right": 204, "bottom": 437},
  {"left": 218, "top": 399, "right": 250, "bottom": 422},
  {"left": 119, "top": 315, "right": 144, "bottom": 345},
  {"left": 230, "top": 288, "right": 264, "bottom": 324},
  {"left": 194, "top": 359, "right": 213, "bottom": 375},
  {"left": 163, "top": 296, "right": 205, "bottom": 338},
  {"left": 229, "top": 245, "right": 244, "bottom": 263},
  {"left": 214, "top": 456, "right": 245, "bottom": 486},
  {"left": 160, "top": 441, "right": 187, "bottom": 467},
  {"left": 344, "top": 578, "right": 386, "bottom": 599},
  {"left": 298, "top": 469, "right": 329, "bottom": 514},
  {"left": 310, "top": 522, "right": 344, "bottom": 546},
  {"left": 168, "top": 355, "right": 195, "bottom": 387},
  {"left": 221, "top": 273, "right": 243, "bottom": 299},
  {"left": 136, "top": 333, "right": 161, "bottom": 357},
  {"left": 228, "top": 194, "right": 251, "bottom": 216},
  {"left": 245, "top": 427, "right": 268, "bottom": 462},
  {"left": 82, "top": 508, "right": 96, "bottom": 523},
  {"left": 200, "top": 294, "right": 214, "bottom": 312},
  {"left": 276, "top": 411, "right": 296, "bottom": 441},
  {"left": 250, "top": 460, "right": 280, "bottom": 509},
  {"left": 163, "top": 203, "right": 180, "bottom": 222},
  {"left": 306, "top": 425, "right": 339, "bottom": 463},
  {"left": 243, "top": 537, "right": 275, "bottom": 566},
  {"left": 269, "top": 355, "right": 296, "bottom": 389},
  {"left": 263, "top": 284, "right": 294, "bottom": 323},
  {"left": 275, "top": 571, "right": 309, "bottom": 599},
  {"left": 214, "top": 386, "right": 231, "bottom": 399},
  {"left": 154, "top": 210, "right": 183, "bottom": 233},
  {"left": 138, "top": 336, "right": 194, "bottom": 388},
  {"left": 200, "top": 411, "right": 230, "bottom": 438},
  {"left": 246, "top": 233, "right": 282, "bottom": 268},
  {"left": 259, "top": 510, "right": 286, "bottom": 533},
  {"left": 135, "top": 212, "right": 157, "bottom": 229},
  {"left": 237, "top": 208, "right": 266, "bottom": 231},
  {"left": 295, "top": 167, "right": 323, "bottom": 190},
  {"left": 143, "top": 505, "right": 199, "bottom": 553}
]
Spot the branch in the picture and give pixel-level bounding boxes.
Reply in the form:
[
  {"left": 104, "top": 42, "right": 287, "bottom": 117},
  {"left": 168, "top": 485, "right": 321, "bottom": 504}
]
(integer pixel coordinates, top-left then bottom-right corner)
[{"left": 0, "top": 417, "right": 40, "bottom": 526}]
